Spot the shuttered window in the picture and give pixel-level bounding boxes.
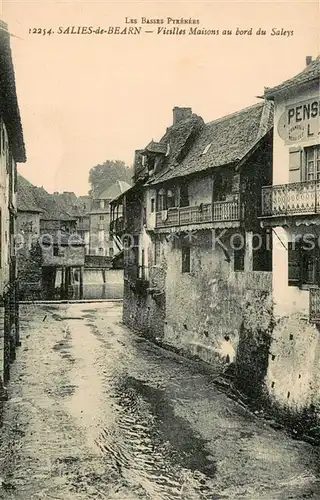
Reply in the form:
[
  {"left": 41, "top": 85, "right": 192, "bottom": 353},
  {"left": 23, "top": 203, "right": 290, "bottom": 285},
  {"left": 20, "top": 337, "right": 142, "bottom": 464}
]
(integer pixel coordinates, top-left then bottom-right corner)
[
  {"left": 288, "top": 239, "right": 320, "bottom": 287},
  {"left": 154, "top": 239, "right": 161, "bottom": 265},
  {"left": 181, "top": 246, "right": 190, "bottom": 273},
  {"left": 289, "top": 147, "right": 302, "bottom": 183},
  {"left": 288, "top": 242, "right": 301, "bottom": 286}
]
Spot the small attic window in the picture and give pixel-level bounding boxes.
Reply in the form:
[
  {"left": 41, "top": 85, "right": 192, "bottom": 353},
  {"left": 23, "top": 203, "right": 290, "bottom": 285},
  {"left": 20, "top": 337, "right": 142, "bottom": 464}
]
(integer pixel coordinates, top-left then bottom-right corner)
[{"left": 201, "top": 143, "right": 212, "bottom": 155}]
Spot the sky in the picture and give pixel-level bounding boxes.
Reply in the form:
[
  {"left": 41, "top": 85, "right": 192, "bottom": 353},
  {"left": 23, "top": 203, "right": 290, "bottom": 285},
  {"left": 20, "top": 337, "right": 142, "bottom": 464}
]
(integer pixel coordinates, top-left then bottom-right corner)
[{"left": 3, "top": 0, "right": 320, "bottom": 195}]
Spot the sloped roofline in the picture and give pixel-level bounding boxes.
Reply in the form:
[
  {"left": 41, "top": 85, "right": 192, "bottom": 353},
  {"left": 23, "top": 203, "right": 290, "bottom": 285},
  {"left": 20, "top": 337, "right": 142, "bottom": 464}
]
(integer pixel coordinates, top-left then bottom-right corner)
[
  {"left": 264, "top": 56, "right": 320, "bottom": 99},
  {"left": 0, "top": 21, "right": 26, "bottom": 162}
]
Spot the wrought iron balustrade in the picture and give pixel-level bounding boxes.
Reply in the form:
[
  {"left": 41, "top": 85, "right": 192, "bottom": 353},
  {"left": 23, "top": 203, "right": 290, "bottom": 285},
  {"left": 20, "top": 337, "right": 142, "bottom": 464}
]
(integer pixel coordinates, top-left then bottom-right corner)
[{"left": 262, "top": 181, "right": 320, "bottom": 217}]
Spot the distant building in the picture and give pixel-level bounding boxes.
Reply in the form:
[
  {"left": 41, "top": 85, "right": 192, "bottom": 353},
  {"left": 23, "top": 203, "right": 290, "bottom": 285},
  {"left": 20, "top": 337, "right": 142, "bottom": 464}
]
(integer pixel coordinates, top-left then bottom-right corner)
[
  {"left": 89, "top": 180, "right": 130, "bottom": 257},
  {"left": 17, "top": 176, "right": 85, "bottom": 300},
  {"left": 0, "top": 20, "right": 27, "bottom": 387}
]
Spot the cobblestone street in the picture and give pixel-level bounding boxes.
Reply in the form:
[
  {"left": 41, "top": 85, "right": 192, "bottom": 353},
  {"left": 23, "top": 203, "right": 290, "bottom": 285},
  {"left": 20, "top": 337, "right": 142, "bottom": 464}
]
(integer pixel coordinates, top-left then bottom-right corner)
[{"left": 0, "top": 302, "right": 319, "bottom": 499}]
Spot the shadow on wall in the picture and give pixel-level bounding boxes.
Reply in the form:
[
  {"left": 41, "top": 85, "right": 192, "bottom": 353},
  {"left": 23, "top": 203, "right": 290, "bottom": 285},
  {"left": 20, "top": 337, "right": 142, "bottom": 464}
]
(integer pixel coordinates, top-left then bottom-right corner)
[{"left": 235, "top": 290, "right": 274, "bottom": 405}]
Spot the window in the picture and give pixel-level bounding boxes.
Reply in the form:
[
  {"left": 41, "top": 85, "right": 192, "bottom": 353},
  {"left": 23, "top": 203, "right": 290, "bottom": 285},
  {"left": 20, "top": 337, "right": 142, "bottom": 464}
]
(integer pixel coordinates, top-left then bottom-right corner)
[
  {"left": 179, "top": 184, "right": 189, "bottom": 208},
  {"left": 253, "top": 230, "right": 272, "bottom": 272},
  {"left": 99, "top": 215, "right": 104, "bottom": 220},
  {"left": 53, "top": 247, "right": 64, "bottom": 257},
  {"left": 288, "top": 238, "right": 320, "bottom": 287},
  {"left": 151, "top": 198, "right": 155, "bottom": 213},
  {"left": 167, "top": 189, "right": 175, "bottom": 208},
  {"left": 305, "top": 145, "right": 320, "bottom": 181},
  {"left": 181, "top": 246, "right": 190, "bottom": 273},
  {"left": 157, "top": 189, "right": 166, "bottom": 211},
  {"left": 232, "top": 173, "right": 240, "bottom": 193},
  {"left": 100, "top": 200, "right": 105, "bottom": 209},
  {"left": 154, "top": 239, "right": 161, "bottom": 264},
  {"left": 98, "top": 247, "right": 104, "bottom": 255},
  {"left": 109, "top": 247, "right": 114, "bottom": 257},
  {"left": 233, "top": 233, "right": 245, "bottom": 272}
]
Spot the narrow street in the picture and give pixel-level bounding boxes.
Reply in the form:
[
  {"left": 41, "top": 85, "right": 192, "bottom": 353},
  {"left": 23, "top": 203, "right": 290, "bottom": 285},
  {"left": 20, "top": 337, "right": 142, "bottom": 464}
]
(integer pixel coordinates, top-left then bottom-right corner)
[{"left": 0, "top": 302, "right": 319, "bottom": 500}]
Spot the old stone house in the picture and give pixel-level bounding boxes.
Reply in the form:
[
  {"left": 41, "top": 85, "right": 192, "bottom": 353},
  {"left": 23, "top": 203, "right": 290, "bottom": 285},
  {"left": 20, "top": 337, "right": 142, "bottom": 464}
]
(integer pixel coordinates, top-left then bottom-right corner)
[
  {"left": 53, "top": 192, "right": 92, "bottom": 255},
  {"left": 17, "top": 176, "right": 85, "bottom": 300},
  {"left": 111, "top": 104, "right": 274, "bottom": 403},
  {"left": 260, "top": 56, "right": 320, "bottom": 429},
  {"left": 0, "top": 20, "right": 26, "bottom": 389}
]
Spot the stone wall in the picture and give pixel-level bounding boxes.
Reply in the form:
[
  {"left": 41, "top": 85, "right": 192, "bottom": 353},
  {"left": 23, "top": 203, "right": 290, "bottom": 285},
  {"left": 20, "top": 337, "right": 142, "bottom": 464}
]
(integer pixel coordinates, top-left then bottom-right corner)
[
  {"left": 17, "top": 241, "right": 42, "bottom": 299},
  {"left": 122, "top": 279, "right": 165, "bottom": 341},
  {"left": 264, "top": 314, "right": 320, "bottom": 433},
  {"left": 163, "top": 229, "right": 273, "bottom": 368},
  {"left": 41, "top": 245, "right": 85, "bottom": 267}
]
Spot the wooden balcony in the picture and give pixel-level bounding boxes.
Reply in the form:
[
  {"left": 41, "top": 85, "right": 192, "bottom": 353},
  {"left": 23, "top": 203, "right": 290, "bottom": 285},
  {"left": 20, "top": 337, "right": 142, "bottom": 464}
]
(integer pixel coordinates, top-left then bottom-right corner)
[
  {"left": 155, "top": 199, "right": 240, "bottom": 228},
  {"left": 261, "top": 181, "right": 320, "bottom": 217},
  {"left": 110, "top": 216, "right": 125, "bottom": 235},
  {"left": 309, "top": 287, "right": 320, "bottom": 323}
]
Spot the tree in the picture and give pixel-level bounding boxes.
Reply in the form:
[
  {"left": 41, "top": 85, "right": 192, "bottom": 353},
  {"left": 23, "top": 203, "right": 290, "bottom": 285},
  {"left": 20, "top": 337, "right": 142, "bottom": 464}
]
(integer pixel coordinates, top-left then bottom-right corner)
[{"left": 88, "top": 160, "right": 133, "bottom": 197}]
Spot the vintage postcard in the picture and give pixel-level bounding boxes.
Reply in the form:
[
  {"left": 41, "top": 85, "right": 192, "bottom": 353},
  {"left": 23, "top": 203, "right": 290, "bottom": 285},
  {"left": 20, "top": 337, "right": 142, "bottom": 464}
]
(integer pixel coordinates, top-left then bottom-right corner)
[{"left": 0, "top": 0, "right": 319, "bottom": 498}]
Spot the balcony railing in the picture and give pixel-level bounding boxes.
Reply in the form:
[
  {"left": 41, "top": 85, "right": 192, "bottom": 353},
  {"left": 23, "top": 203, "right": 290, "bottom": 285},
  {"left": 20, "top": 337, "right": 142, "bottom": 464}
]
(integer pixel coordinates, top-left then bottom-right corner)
[
  {"left": 155, "top": 199, "right": 240, "bottom": 228},
  {"left": 309, "top": 287, "right": 320, "bottom": 323},
  {"left": 261, "top": 181, "right": 320, "bottom": 217}
]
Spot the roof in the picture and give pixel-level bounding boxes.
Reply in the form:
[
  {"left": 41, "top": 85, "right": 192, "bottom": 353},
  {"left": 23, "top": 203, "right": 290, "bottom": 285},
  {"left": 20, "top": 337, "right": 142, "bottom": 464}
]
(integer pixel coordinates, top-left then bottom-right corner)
[
  {"left": 264, "top": 56, "right": 320, "bottom": 98},
  {"left": 148, "top": 101, "right": 273, "bottom": 185},
  {"left": 156, "top": 114, "right": 204, "bottom": 171},
  {"left": 17, "top": 176, "right": 42, "bottom": 212},
  {"left": 17, "top": 175, "right": 76, "bottom": 221},
  {"left": 0, "top": 21, "right": 26, "bottom": 162},
  {"left": 52, "top": 192, "right": 92, "bottom": 217},
  {"left": 97, "top": 180, "right": 131, "bottom": 200},
  {"left": 143, "top": 140, "right": 168, "bottom": 155}
]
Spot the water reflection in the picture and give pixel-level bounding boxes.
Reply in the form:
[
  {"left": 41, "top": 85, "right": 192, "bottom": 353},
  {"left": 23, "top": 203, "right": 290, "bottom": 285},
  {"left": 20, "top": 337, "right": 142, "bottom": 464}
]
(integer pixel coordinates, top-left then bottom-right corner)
[
  {"left": 96, "top": 375, "right": 216, "bottom": 499},
  {"left": 73, "top": 283, "right": 123, "bottom": 300}
]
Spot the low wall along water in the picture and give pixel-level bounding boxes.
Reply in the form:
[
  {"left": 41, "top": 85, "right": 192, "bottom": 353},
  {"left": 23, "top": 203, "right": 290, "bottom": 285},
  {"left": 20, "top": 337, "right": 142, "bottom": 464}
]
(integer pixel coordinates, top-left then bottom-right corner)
[{"left": 55, "top": 268, "right": 124, "bottom": 300}]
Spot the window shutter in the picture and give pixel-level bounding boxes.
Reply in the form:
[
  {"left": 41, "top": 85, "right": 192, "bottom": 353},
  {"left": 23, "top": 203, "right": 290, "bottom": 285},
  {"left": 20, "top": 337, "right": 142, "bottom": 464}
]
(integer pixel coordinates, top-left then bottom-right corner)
[
  {"left": 289, "top": 147, "right": 302, "bottom": 183},
  {"left": 288, "top": 241, "right": 301, "bottom": 286}
]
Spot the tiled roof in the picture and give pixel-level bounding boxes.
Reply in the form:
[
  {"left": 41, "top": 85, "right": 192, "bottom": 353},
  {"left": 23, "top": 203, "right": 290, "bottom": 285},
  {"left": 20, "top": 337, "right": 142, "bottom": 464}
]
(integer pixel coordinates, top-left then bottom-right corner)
[
  {"left": 17, "top": 175, "right": 75, "bottom": 221},
  {"left": 157, "top": 114, "right": 205, "bottom": 171},
  {"left": 264, "top": 56, "right": 320, "bottom": 98},
  {"left": 17, "top": 176, "right": 42, "bottom": 212},
  {"left": 0, "top": 21, "right": 26, "bottom": 162},
  {"left": 97, "top": 180, "right": 131, "bottom": 200},
  {"left": 149, "top": 102, "right": 273, "bottom": 185},
  {"left": 143, "top": 141, "right": 168, "bottom": 155}
]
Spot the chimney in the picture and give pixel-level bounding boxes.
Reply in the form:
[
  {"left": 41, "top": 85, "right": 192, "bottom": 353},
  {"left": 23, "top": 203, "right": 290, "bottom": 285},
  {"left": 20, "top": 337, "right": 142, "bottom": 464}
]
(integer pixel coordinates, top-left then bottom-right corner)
[
  {"left": 133, "top": 149, "right": 144, "bottom": 181},
  {"left": 173, "top": 107, "right": 192, "bottom": 125},
  {"left": 306, "top": 56, "right": 313, "bottom": 66}
]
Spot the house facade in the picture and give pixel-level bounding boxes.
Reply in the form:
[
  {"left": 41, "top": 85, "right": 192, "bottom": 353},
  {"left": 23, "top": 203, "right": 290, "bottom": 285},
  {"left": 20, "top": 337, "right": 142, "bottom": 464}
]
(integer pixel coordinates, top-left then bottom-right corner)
[
  {"left": 261, "top": 56, "right": 320, "bottom": 425},
  {"left": 17, "top": 177, "right": 85, "bottom": 300},
  {"left": 111, "top": 104, "right": 275, "bottom": 401},
  {"left": 89, "top": 180, "right": 130, "bottom": 257},
  {"left": 0, "top": 20, "right": 26, "bottom": 389}
]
